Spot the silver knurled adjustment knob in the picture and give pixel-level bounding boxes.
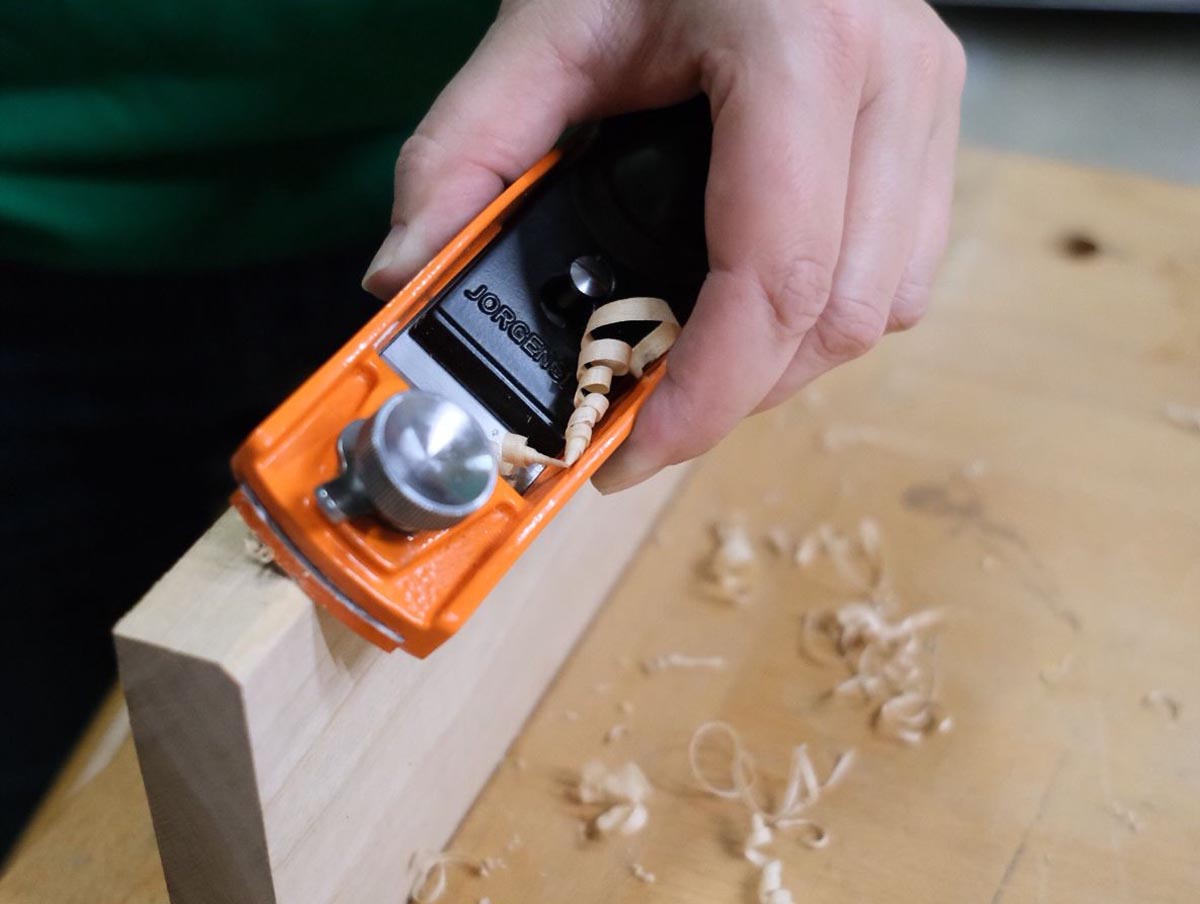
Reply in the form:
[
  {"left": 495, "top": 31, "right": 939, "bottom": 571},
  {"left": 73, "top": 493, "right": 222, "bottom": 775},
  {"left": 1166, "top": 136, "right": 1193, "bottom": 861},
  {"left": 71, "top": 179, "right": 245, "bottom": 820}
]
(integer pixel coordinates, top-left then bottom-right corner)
[{"left": 315, "top": 391, "right": 498, "bottom": 533}]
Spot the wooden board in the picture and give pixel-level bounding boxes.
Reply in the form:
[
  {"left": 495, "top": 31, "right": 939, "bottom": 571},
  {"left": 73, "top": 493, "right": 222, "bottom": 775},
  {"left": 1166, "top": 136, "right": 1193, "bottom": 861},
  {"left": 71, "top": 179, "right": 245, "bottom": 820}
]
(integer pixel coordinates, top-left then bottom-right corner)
[
  {"left": 108, "top": 469, "right": 688, "bottom": 904},
  {"left": 3, "top": 148, "right": 1198, "bottom": 903}
]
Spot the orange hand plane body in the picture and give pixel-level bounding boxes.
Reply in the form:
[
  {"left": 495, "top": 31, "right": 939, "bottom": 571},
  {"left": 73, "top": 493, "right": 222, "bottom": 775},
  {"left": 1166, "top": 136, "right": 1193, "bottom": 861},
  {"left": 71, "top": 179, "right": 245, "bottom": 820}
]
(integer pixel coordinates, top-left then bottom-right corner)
[{"left": 231, "top": 100, "right": 711, "bottom": 657}]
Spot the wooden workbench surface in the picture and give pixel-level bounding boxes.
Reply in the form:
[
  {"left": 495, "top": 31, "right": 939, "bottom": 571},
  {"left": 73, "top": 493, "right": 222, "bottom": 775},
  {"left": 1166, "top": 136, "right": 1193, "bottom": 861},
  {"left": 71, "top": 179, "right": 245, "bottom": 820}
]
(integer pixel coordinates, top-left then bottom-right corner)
[{"left": 4, "top": 148, "right": 1198, "bottom": 903}]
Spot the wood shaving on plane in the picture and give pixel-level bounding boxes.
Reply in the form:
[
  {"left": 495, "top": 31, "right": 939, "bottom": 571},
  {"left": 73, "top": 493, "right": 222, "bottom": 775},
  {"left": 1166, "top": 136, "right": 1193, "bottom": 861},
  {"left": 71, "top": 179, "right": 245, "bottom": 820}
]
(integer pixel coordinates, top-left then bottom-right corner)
[{"left": 498, "top": 296, "right": 679, "bottom": 473}]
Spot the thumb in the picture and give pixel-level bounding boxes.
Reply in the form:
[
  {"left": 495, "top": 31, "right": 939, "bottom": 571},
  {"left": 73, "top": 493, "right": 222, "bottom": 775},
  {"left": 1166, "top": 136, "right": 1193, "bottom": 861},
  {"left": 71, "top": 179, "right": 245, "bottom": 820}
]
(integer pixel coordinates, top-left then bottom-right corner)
[{"left": 362, "top": 7, "right": 601, "bottom": 299}]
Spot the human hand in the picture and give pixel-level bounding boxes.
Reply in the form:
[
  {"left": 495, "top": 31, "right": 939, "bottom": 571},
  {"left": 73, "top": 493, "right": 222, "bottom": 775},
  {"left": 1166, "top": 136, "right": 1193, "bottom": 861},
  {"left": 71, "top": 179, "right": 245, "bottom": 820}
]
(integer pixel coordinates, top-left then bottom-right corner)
[{"left": 363, "top": 0, "right": 966, "bottom": 492}]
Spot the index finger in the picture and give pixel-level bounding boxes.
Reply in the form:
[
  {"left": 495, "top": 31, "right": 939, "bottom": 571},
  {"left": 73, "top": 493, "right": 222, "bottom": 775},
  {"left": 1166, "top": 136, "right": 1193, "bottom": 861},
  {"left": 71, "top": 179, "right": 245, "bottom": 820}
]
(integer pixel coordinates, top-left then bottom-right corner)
[{"left": 594, "top": 48, "right": 863, "bottom": 493}]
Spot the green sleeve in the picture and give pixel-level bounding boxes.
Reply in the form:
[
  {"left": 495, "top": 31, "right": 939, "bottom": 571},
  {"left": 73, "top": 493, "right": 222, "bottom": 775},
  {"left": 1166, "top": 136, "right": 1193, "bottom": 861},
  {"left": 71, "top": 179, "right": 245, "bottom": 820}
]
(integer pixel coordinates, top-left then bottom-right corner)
[{"left": 0, "top": 0, "right": 497, "bottom": 272}]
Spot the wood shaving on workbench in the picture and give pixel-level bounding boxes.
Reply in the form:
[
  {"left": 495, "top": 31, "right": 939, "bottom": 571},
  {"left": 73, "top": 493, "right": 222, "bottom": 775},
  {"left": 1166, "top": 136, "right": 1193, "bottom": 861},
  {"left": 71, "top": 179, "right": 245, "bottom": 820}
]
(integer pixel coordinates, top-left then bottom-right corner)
[
  {"left": 793, "top": 520, "right": 891, "bottom": 600},
  {"left": 408, "top": 850, "right": 505, "bottom": 904},
  {"left": 604, "top": 723, "right": 629, "bottom": 744},
  {"left": 1039, "top": 654, "right": 1074, "bottom": 687},
  {"left": 575, "top": 760, "right": 652, "bottom": 837},
  {"left": 642, "top": 653, "right": 727, "bottom": 674},
  {"left": 630, "top": 862, "right": 657, "bottom": 883},
  {"left": 1163, "top": 402, "right": 1200, "bottom": 434},
  {"left": 704, "top": 521, "right": 756, "bottom": 604},
  {"left": 1142, "top": 689, "right": 1182, "bottom": 721},
  {"left": 1109, "top": 801, "right": 1144, "bottom": 834},
  {"left": 689, "top": 722, "right": 853, "bottom": 903},
  {"left": 797, "top": 519, "right": 950, "bottom": 744}
]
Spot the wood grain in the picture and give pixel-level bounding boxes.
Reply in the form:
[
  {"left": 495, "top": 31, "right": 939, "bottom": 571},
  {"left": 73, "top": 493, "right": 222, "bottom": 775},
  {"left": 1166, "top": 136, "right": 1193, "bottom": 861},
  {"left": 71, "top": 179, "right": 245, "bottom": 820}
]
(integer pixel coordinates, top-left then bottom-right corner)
[{"left": 3, "top": 148, "right": 1198, "bottom": 903}]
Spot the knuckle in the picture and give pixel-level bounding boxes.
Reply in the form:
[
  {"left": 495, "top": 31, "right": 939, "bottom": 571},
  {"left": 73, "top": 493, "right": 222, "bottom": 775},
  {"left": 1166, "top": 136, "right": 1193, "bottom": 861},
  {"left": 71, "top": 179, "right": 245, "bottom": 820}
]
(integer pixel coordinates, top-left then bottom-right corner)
[
  {"left": 699, "top": 47, "right": 746, "bottom": 112},
  {"left": 942, "top": 31, "right": 969, "bottom": 94},
  {"left": 811, "top": 0, "right": 871, "bottom": 76},
  {"left": 815, "top": 294, "right": 887, "bottom": 360},
  {"left": 907, "top": 29, "right": 944, "bottom": 88},
  {"left": 762, "top": 256, "right": 835, "bottom": 341},
  {"left": 393, "top": 131, "right": 446, "bottom": 182}
]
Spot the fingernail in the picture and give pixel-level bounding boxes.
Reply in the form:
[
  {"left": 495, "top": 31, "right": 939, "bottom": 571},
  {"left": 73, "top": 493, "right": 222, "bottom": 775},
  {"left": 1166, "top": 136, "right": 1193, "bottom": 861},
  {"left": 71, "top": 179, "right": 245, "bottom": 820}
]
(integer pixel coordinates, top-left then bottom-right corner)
[
  {"left": 361, "top": 225, "right": 408, "bottom": 296},
  {"left": 592, "top": 447, "right": 659, "bottom": 495}
]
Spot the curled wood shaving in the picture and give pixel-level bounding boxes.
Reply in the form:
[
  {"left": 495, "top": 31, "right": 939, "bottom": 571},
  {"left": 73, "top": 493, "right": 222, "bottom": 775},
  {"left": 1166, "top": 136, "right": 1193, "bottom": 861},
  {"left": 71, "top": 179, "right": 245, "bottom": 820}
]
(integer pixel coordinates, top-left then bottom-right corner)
[
  {"left": 794, "top": 519, "right": 890, "bottom": 599},
  {"left": 704, "top": 521, "right": 756, "bottom": 605},
  {"left": 1109, "top": 801, "right": 1144, "bottom": 834},
  {"left": 875, "top": 691, "right": 953, "bottom": 745},
  {"left": 794, "top": 533, "right": 821, "bottom": 569},
  {"left": 630, "top": 863, "right": 657, "bottom": 883},
  {"left": 806, "top": 595, "right": 945, "bottom": 744},
  {"left": 604, "top": 723, "right": 629, "bottom": 744},
  {"left": 799, "top": 526, "right": 949, "bottom": 745},
  {"left": 756, "top": 859, "right": 794, "bottom": 904},
  {"left": 642, "top": 653, "right": 727, "bottom": 674},
  {"left": 689, "top": 724, "right": 851, "bottom": 904},
  {"left": 475, "top": 857, "right": 507, "bottom": 878},
  {"left": 564, "top": 297, "right": 679, "bottom": 464},
  {"left": 688, "top": 721, "right": 852, "bottom": 829},
  {"left": 408, "top": 850, "right": 496, "bottom": 904},
  {"left": 1142, "top": 689, "right": 1182, "bottom": 722},
  {"left": 575, "top": 760, "right": 652, "bottom": 837},
  {"left": 1163, "top": 402, "right": 1200, "bottom": 434},
  {"left": 1039, "top": 654, "right": 1074, "bottom": 687},
  {"left": 496, "top": 432, "right": 563, "bottom": 477},
  {"left": 497, "top": 296, "right": 678, "bottom": 472}
]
